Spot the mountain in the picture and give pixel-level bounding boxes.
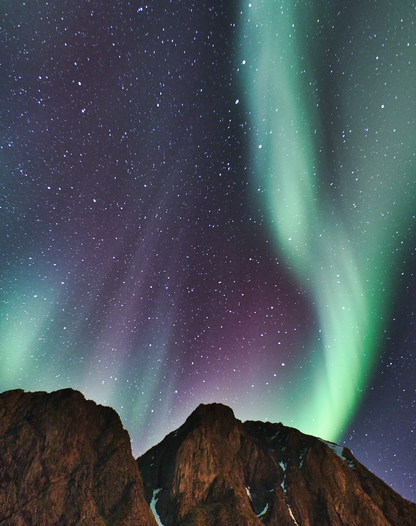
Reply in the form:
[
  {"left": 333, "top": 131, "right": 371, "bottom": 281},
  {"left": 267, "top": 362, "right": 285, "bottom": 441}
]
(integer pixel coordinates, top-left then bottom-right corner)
[
  {"left": 0, "top": 388, "right": 157, "bottom": 526},
  {"left": 138, "top": 402, "right": 416, "bottom": 526},
  {"left": 0, "top": 389, "right": 415, "bottom": 525}
]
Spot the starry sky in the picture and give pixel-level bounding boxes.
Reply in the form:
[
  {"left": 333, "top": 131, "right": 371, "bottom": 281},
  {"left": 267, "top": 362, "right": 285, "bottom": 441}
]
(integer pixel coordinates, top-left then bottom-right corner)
[{"left": 1, "top": 0, "right": 416, "bottom": 502}]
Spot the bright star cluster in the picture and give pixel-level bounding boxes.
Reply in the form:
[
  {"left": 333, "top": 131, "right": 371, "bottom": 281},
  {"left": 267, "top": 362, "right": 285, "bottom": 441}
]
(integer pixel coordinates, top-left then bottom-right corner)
[{"left": 1, "top": 0, "right": 416, "bottom": 502}]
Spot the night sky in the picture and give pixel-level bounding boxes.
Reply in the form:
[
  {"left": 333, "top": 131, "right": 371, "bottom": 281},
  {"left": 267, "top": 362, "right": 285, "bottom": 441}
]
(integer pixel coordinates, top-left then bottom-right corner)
[{"left": 1, "top": 0, "right": 416, "bottom": 502}]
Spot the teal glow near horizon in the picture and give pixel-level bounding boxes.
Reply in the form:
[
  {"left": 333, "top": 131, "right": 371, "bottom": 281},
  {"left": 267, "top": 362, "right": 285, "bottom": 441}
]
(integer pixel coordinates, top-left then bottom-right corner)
[{"left": 239, "top": 0, "right": 416, "bottom": 440}]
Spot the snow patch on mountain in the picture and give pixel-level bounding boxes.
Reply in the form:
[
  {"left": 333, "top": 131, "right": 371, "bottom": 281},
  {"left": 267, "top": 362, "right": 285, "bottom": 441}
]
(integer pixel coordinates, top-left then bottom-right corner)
[
  {"left": 320, "top": 439, "right": 356, "bottom": 468},
  {"left": 150, "top": 489, "right": 164, "bottom": 526},
  {"left": 257, "top": 503, "right": 269, "bottom": 517},
  {"left": 287, "top": 503, "right": 299, "bottom": 525},
  {"left": 320, "top": 439, "right": 344, "bottom": 457}
]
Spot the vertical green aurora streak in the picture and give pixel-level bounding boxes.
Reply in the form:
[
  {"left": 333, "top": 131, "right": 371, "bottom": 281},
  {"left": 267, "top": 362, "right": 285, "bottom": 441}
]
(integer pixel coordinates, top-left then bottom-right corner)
[{"left": 240, "top": 1, "right": 416, "bottom": 440}]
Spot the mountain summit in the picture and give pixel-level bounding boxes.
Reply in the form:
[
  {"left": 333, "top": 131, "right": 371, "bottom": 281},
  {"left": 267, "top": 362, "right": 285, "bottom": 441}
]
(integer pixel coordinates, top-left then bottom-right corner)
[
  {"left": 0, "top": 389, "right": 415, "bottom": 525},
  {"left": 0, "top": 388, "right": 156, "bottom": 525},
  {"left": 138, "top": 402, "right": 416, "bottom": 526}
]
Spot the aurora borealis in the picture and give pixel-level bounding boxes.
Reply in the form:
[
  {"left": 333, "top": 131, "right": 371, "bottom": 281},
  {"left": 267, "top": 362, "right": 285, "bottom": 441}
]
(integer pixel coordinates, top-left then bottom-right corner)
[
  {"left": 241, "top": 0, "right": 416, "bottom": 444},
  {"left": 1, "top": 0, "right": 416, "bottom": 502}
]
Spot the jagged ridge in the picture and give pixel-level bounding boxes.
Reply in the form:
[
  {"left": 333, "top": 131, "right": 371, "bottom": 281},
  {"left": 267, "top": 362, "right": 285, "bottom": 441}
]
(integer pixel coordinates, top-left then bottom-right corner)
[
  {"left": 0, "top": 389, "right": 415, "bottom": 526},
  {"left": 138, "top": 402, "right": 416, "bottom": 526}
]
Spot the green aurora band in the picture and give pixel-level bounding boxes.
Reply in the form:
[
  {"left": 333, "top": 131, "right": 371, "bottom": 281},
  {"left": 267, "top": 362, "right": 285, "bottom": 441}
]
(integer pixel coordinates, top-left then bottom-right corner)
[{"left": 239, "top": 0, "right": 416, "bottom": 440}]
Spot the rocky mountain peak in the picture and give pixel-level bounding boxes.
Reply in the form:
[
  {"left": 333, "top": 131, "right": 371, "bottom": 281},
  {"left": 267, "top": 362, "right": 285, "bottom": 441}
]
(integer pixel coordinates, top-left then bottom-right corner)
[
  {"left": 182, "top": 402, "right": 237, "bottom": 435},
  {"left": 1, "top": 390, "right": 415, "bottom": 526},
  {"left": 0, "top": 388, "right": 157, "bottom": 526},
  {"left": 138, "top": 403, "right": 416, "bottom": 526}
]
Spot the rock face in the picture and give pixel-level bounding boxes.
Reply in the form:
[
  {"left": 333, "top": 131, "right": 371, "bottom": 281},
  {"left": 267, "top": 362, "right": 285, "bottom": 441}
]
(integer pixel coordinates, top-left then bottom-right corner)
[
  {"left": 0, "top": 388, "right": 157, "bottom": 526},
  {"left": 1, "top": 390, "right": 415, "bottom": 526},
  {"left": 138, "top": 403, "right": 416, "bottom": 526}
]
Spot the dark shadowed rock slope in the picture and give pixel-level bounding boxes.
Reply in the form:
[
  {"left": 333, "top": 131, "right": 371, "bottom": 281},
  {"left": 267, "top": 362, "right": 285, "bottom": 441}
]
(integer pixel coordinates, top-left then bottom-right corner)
[
  {"left": 0, "top": 388, "right": 157, "bottom": 526},
  {"left": 138, "top": 402, "right": 416, "bottom": 526}
]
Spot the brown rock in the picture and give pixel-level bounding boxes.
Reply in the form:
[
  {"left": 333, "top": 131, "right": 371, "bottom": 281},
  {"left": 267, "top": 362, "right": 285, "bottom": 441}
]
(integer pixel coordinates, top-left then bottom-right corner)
[
  {"left": 2, "top": 391, "right": 415, "bottom": 526},
  {"left": 138, "top": 403, "right": 416, "bottom": 526},
  {"left": 0, "top": 388, "right": 157, "bottom": 526}
]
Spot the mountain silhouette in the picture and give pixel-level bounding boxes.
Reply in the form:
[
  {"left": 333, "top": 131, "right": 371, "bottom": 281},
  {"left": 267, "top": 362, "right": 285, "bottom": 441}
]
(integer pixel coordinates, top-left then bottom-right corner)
[{"left": 1, "top": 389, "right": 415, "bottom": 525}]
